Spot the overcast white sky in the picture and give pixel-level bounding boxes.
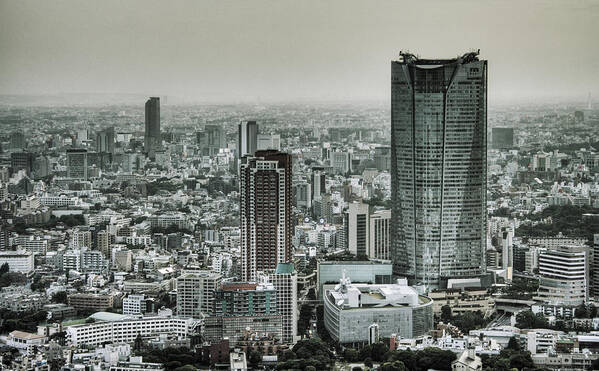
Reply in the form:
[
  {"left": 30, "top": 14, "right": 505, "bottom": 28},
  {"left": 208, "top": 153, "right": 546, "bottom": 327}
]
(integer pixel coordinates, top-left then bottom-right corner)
[{"left": 1, "top": 0, "right": 598, "bottom": 104}]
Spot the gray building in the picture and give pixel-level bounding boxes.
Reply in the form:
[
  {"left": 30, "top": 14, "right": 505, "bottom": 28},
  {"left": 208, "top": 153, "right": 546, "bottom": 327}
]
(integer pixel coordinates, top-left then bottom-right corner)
[
  {"left": 390, "top": 51, "right": 487, "bottom": 288},
  {"left": 323, "top": 275, "right": 433, "bottom": 344},
  {"left": 238, "top": 120, "right": 258, "bottom": 157},
  {"left": 144, "top": 97, "right": 161, "bottom": 159}
]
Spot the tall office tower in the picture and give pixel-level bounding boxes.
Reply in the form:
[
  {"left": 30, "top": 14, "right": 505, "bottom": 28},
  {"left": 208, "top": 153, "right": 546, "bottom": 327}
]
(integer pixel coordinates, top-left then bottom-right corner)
[
  {"left": 197, "top": 124, "right": 226, "bottom": 156},
  {"left": 144, "top": 97, "right": 161, "bottom": 159},
  {"left": 238, "top": 121, "right": 258, "bottom": 157},
  {"left": 311, "top": 168, "right": 326, "bottom": 201},
  {"left": 370, "top": 209, "right": 391, "bottom": 260},
  {"left": 66, "top": 149, "right": 88, "bottom": 180},
  {"left": 344, "top": 202, "right": 370, "bottom": 257},
  {"left": 9, "top": 131, "right": 25, "bottom": 150},
  {"left": 534, "top": 245, "right": 588, "bottom": 306},
  {"left": 391, "top": 51, "right": 487, "bottom": 288},
  {"left": 177, "top": 271, "right": 222, "bottom": 318},
  {"left": 96, "top": 127, "right": 115, "bottom": 154},
  {"left": 269, "top": 263, "right": 298, "bottom": 343},
  {"left": 240, "top": 150, "right": 292, "bottom": 282},
  {"left": 10, "top": 152, "right": 34, "bottom": 176}
]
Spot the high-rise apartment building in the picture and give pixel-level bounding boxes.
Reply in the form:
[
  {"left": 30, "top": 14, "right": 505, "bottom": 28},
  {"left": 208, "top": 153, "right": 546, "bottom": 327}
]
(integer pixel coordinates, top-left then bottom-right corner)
[
  {"left": 176, "top": 271, "right": 222, "bottom": 318},
  {"left": 240, "top": 150, "right": 292, "bottom": 282},
  {"left": 269, "top": 263, "right": 297, "bottom": 343},
  {"left": 345, "top": 202, "right": 369, "bottom": 257},
  {"left": 238, "top": 121, "right": 258, "bottom": 157},
  {"left": 144, "top": 97, "right": 161, "bottom": 159},
  {"left": 390, "top": 51, "right": 487, "bottom": 288},
  {"left": 311, "top": 168, "right": 326, "bottom": 201},
  {"left": 369, "top": 209, "right": 391, "bottom": 260},
  {"left": 9, "top": 131, "right": 25, "bottom": 150},
  {"left": 66, "top": 149, "right": 88, "bottom": 180}
]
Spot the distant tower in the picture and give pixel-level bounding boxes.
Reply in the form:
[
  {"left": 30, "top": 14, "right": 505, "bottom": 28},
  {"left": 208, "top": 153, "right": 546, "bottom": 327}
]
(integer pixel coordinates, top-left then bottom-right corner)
[
  {"left": 238, "top": 121, "right": 258, "bottom": 157},
  {"left": 390, "top": 51, "right": 487, "bottom": 288},
  {"left": 144, "top": 97, "right": 161, "bottom": 159},
  {"left": 240, "top": 150, "right": 292, "bottom": 281},
  {"left": 588, "top": 92, "right": 593, "bottom": 110},
  {"left": 66, "top": 149, "right": 88, "bottom": 180},
  {"left": 96, "top": 126, "right": 115, "bottom": 154}
]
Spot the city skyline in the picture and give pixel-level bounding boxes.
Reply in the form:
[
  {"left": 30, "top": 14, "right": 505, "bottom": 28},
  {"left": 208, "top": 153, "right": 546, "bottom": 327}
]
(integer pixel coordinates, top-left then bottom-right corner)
[{"left": 1, "top": 1, "right": 598, "bottom": 104}]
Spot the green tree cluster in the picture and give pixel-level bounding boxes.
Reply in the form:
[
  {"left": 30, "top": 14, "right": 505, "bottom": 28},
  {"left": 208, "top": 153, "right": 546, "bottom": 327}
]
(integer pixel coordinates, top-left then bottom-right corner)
[{"left": 276, "top": 338, "right": 335, "bottom": 370}]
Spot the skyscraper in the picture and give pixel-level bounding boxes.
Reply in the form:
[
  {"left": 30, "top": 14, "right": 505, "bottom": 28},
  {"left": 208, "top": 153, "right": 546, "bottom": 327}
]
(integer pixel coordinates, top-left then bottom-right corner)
[
  {"left": 66, "top": 149, "right": 88, "bottom": 180},
  {"left": 96, "top": 126, "right": 115, "bottom": 154},
  {"left": 240, "top": 150, "right": 292, "bottom": 282},
  {"left": 238, "top": 121, "right": 258, "bottom": 157},
  {"left": 390, "top": 51, "right": 487, "bottom": 288},
  {"left": 144, "top": 97, "right": 161, "bottom": 159}
]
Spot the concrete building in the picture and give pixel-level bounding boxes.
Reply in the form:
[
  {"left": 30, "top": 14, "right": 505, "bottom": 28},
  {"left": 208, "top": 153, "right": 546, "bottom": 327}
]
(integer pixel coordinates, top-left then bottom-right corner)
[
  {"left": 391, "top": 51, "right": 487, "bottom": 288},
  {"left": 176, "top": 271, "right": 222, "bottom": 318},
  {"left": 240, "top": 151, "right": 292, "bottom": 282},
  {"left": 66, "top": 314, "right": 201, "bottom": 347},
  {"left": 11, "top": 152, "right": 34, "bottom": 176},
  {"left": 68, "top": 293, "right": 114, "bottom": 311},
  {"left": 0, "top": 251, "right": 34, "bottom": 274},
  {"left": 344, "top": 202, "right": 369, "bottom": 257},
  {"left": 122, "top": 294, "right": 146, "bottom": 315},
  {"left": 96, "top": 127, "right": 115, "bottom": 154},
  {"left": 451, "top": 349, "right": 482, "bottom": 371},
  {"left": 66, "top": 149, "right": 88, "bottom": 180},
  {"left": 369, "top": 209, "right": 391, "bottom": 260},
  {"left": 323, "top": 274, "right": 433, "bottom": 344},
  {"left": 197, "top": 124, "right": 226, "bottom": 156},
  {"left": 238, "top": 121, "right": 258, "bottom": 157},
  {"left": 269, "top": 263, "right": 298, "bottom": 343},
  {"left": 534, "top": 245, "right": 588, "bottom": 306}
]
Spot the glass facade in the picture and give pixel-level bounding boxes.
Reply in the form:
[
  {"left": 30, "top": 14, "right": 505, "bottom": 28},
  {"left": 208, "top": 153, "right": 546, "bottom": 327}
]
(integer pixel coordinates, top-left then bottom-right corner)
[{"left": 391, "top": 52, "right": 487, "bottom": 287}]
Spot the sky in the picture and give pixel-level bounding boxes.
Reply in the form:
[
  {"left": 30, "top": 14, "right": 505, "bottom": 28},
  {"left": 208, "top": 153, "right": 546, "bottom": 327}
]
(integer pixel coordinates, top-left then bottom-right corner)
[{"left": 0, "top": 0, "right": 598, "bottom": 104}]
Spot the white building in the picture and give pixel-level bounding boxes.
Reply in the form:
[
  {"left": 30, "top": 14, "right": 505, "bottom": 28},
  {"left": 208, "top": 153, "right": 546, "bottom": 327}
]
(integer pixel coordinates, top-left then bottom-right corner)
[
  {"left": 66, "top": 314, "right": 201, "bottom": 347},
  {"left": 122, "top": 295, "right": 146, "bottom": 315},
  {"left": 369, "top": 209, "right": 391, "bottom": 260},
  {"left": 176, "top": 271, "right": 222, "bottom": 318},
  {"left": 269, "top": 263, "right": 298, "bottom": 344},
  {"left": 0, "top": 251, "right": 34, "bottom": 274},
  {"left": 534, "top": 245, "right": 588, "bottom": 306}
]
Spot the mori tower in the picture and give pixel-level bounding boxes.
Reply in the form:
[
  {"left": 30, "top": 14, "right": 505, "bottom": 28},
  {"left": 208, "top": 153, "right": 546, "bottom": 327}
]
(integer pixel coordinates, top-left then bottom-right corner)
[{"left": 390, "top": 51, "right": 487, "bottom": 288}]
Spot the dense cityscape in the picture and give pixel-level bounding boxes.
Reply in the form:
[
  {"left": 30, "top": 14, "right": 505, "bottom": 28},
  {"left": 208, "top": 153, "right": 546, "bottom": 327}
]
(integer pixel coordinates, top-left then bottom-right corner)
[{"left": 2, "top": 1, "right": 599, "bottom": 371}]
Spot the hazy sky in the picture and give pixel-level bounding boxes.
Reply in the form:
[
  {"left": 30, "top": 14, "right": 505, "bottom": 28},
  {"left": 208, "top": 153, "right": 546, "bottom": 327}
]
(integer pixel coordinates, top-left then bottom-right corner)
[{"left": 1, "top": 0, "right": 598, "bottom": 104}]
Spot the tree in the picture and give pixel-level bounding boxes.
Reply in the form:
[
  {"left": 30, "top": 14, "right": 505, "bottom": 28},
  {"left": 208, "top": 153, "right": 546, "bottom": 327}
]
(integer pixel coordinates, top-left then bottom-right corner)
[
  {"left": 0, "top": 263, "right": 9, "bottom": 275},
  {"left": 364, "top": 357, "right": 373, "bottom": 368},
  {"left": 52, "top": 291, "right": 68, "bottom": 304},
  {"left": 380, "top": 360, "right": 407, "bottom": 371},
  {"left": 344, "top": 348, "right": 360, "bottom": 362},
  {"left": 575, "top": 303, "right": 589, "bottom": 319},
  {"left": 515, "top": 310, "right": 548, "bottom": 329},
  {"left": 247, "top": 349, "right": 262, "bottom": 366},
  {"left": 506, "top": 337, "right": 521, "bottom": 352},
  {"left": 305, "top": 366, "right": 316, "bottom": 371},
  {"left": 441, "top": 305, "right": 452, "bottom": 322},
  {"left": 352, "top": 367, "right": 363, "bottom": 371}
]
